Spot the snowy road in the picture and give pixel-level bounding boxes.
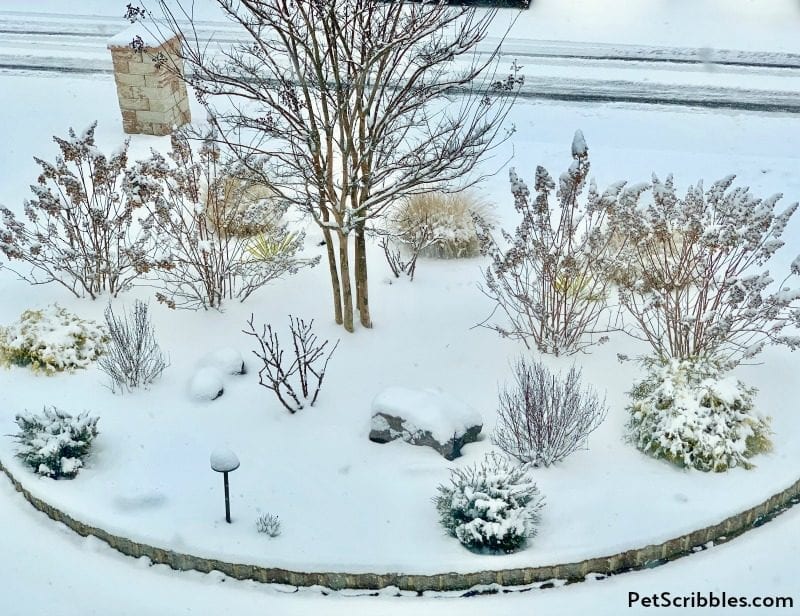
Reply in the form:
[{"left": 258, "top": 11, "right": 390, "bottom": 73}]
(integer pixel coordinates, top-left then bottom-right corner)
[{"left": 1, "top": 9, "right": 800, "bottom": 112}]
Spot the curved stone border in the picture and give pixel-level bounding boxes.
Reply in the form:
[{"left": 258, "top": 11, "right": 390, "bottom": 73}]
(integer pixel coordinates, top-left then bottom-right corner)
[{"left": 1, "top": 456, "right": 798, "bottom": 592}]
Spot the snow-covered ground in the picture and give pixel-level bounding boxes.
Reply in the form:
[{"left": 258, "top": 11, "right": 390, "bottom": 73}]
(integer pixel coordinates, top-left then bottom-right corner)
[
  {"left": 1, "top": 0, "right": 800, "bottom": 612},
  {"left": 1, "top": 474, "right": 797, "bottom": 615},
  {"left": 1, "top": 71, "right": 799, "bottom": 575}
]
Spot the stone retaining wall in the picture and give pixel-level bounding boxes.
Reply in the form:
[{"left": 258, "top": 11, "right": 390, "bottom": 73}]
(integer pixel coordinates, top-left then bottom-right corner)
[{"left": 1, "top": 457, "right": 797, "bottom": 592}]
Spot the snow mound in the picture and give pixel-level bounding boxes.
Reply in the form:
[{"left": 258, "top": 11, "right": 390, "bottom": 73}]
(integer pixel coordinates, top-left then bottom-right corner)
[
  {"left": 189, "top": 367, "right": 224, "bottom": 401},
  {"left": 200, "top": 346, "right": 246, "bottom": 375},
  {"left": 371, "top": 386, "right": 482, "bottom": 442}
]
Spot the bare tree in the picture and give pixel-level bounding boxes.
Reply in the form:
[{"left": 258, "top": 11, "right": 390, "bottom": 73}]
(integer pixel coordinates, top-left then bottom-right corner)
[
  {"left": 493, "top": 357, "right": 607, "bottom": 467},
  {"left": 139, "top": 0, "right": 520, "bottom": 331},
  {"left": 243, "top": 314, "right": 339, "bottom": 413}
]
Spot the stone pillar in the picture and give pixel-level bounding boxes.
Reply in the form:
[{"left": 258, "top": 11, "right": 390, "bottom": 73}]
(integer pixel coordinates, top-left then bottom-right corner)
[{"left": 108, "top": 25, "right": 191, "bottom": 136}]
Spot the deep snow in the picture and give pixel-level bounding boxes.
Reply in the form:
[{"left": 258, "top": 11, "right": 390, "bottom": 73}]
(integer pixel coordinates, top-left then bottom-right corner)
[
  {"left": 1, "top": 71, "right": 799, "bottom": 575},
  {"left": 0, "top": 0, "right": 799, "bottom": 611}
]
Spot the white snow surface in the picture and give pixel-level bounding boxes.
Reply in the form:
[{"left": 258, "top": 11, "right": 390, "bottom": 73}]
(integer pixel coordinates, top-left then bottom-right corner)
[
  {"left": 2, "top": 0, "right": 800, "bottom": 586},
  {"left": 371, "top": 386, "right": 482, "bottom": 442},
  {"left": 210, "top": 448, "right": 240, "bottom": 473},
  {"left": 189, "top": 366, "right": 224, "bottom": 401},
  {"left": 106, "top": 22, "right": 173, "bottom": 49},
  {"left": 201, "top": 346, "right": 246, "bottom": 375},
  {"left": 1, "top": 71, "right": 800, "bottom": 575}
]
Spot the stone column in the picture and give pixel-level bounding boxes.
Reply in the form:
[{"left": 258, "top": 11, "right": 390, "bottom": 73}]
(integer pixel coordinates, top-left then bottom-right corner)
[{"left": 108, "top": 26, "right": 191, "bottom": 136}]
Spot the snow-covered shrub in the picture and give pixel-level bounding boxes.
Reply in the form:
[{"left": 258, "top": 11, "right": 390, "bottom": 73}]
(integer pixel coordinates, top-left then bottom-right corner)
[
  {"left": 626, "top": 356, "right": 772, "bottom": 472},
  {"left": 244, "top": 314, "right": 339, "bottom": 413},
  {"left": 478, "top": 131, "right": 622, "bottom": 355},
  {"left": 201, "top": 346, "right": 246, "bottom": 375},
  {"left": 189, "top": 366, "right": 225, "bottom": 401},
  {"left": 0, "top": 305, "right": 108, "bottom": 374},
  {"left": 128, "top": 129, "right": 316, "bottom": 310},
  {"left": 391, "top": 191, "right": 494, "bottom": 260},
  {"left": 13, "top": 406, "right": 100, "bottom": 479},
  {"left": 0, "top": 123, "right": 150, "bottom": 298},
  {"left": 435, "top": 452, "right": 544, "bottom": 553},
  {"left": 493, "top": 357, "right": 607, "bottom": 467},
  {"left": 98, "top": 300, "right": 167, "bottom": 392},
  {"left": 607, "top": 174, "right": 800, "bottom": 367},
  {"left": 202, "top": 173, "right": 281, "bottom": 238},
  {"left": 255, "top": 512, "right": 281, "bottom": 537}
]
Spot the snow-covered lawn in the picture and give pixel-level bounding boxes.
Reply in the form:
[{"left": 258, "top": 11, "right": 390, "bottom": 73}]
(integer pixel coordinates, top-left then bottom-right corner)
[{"left": 1, "top": 71, "right": 799, "bottom": 577}]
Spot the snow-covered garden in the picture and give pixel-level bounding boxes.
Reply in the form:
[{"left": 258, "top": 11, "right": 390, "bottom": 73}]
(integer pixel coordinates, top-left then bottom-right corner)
[{"left": 1, "top": 0, "right": 800, "bottom": 609}]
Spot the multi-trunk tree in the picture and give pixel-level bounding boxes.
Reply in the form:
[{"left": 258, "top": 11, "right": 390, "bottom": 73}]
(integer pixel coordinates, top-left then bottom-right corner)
[{"left": 140, "top": 0, "right": 520, "bottom": 331}]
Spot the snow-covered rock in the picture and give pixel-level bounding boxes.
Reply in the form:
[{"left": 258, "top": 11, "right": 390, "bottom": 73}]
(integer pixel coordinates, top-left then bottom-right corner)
[
  {"left": 369, "top": 387, "right": 482, "bottom": 460},
  {"left": 200, "top": 346, "right": 246, "bottom": 375},
  {"left": 189, "top": 367, "right": 225, "bottom": 401},
  {"left": 210, "top": 448, "right": 240, "bottom": 473}
]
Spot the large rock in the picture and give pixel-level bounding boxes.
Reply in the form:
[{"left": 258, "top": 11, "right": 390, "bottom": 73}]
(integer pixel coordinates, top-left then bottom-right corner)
[{"left": 369, "top": 387, "right": 482, "bottom": 460}]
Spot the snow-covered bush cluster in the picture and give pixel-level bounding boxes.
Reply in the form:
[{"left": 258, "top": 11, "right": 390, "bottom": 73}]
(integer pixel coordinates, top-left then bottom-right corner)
[
  {"left": 128, "top": 129, "right": 317, "bottom": 310},
  {"left": 493, "top": 357, "right": 607, "bottom": 467},
  {"left": 0, "top": 305, "right": 108, "bottom": 374},
  {"left": 255, "top": 512, "right": 281, "bottom": 537},
  {"left": 608, "top": 173, "right": 800, "bottom": 367},
  {"left": 99, "top": 300, "right": 167, "bottom": 393},
  {"left": 435, "top": 452, "right": 544, "bottom": 553},
  {"left": 479, "top": 131, "right": 621, "bottom": 355},
  {"left": 0, "top": 124, "right": 314, "bottom": 311},
  {"left": 391, "top": 191, "right": 494, "bottom": 260},
  {"left": 0, "top": 123, "right": 150, "bottom": 299},
  {"left": 626, "top": 356, "right": 772, "bottom": 472},
  {"left": 13, "top": 406, "right": 100, "bottom": 479}
]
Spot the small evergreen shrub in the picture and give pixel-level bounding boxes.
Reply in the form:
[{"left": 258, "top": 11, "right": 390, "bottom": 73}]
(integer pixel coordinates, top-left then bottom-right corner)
[
  {"left": 626, "top": 356, "right": 772, "bottom": 472},
  {"left": 435, "top": 452, "right": 544, "bottom": 553},
  {"left": 255, "top": 512, "right": 281, "bottom": 537},
  {"left": 13, "top": 406, "right": 100, "bottom": 479},
  {"left": 392, "top": 191, "right": 494, "bottom": 260},
  {"left": 0, "top": 305, "right": 108, "bottom": 374}
]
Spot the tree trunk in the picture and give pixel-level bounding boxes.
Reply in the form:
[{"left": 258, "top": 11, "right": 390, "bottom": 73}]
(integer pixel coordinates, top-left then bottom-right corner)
[
  {"left": 354, "top": 224, "right": 372, "bottom": 328},
  {"left": 337, "top": 231, "right": 355, "bottom": 332},
  {"left": 321, "top": 226, "right": 343, "bottom": 325}
]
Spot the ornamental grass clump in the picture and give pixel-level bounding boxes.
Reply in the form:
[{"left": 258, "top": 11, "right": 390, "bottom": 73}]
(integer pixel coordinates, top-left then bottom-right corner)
[
  {"left": 0, "top": 304, "right": 108, "bottom": 374},
  {"left": 435, "top": 452, "right": 544, "bottom": 553},
  {"left": 626, "top": 356, "right": 771, "bottom": 472},
  {"left": 13, "top": 406, "right": 100, "bottom": 479}
]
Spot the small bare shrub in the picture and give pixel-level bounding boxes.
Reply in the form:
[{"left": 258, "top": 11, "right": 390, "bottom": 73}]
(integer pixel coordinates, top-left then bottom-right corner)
[
  {"left": 255, "top": 512, "right": 281, "bottom": 537},
  {"left": 478, "top": 132, "right": 622, "bottom": 355},
  {"left": 493, "top": 357, "right": 607, "bottom": 467},
  {"left": 0, "top": 123, "right": 150, "bottom": 298},
  {"left": 98, "top": 300, "right": 167, "bottom": 392},
  {"left": 243, "top": 314, "right": 339, "bottom": 413}
]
